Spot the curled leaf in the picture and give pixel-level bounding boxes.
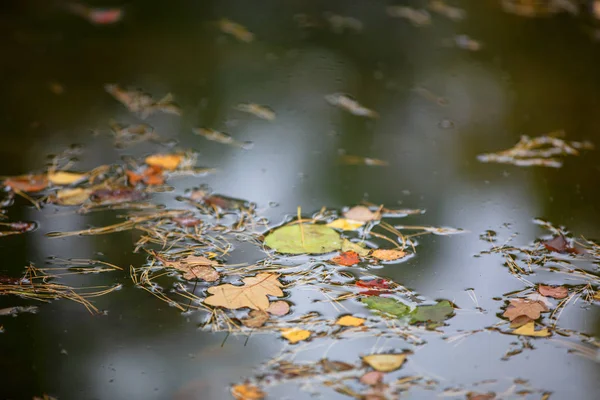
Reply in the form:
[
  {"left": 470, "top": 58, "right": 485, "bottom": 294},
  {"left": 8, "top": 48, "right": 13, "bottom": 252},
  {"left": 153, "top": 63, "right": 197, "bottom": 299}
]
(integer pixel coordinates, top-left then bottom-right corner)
[
  {"left": 48, "top": 171, "right": 87, "bottom": 185},
  {"left": 145, "top": 153, "right": 183, "bottom": 170},
  {"left": 362, "top": 353, "right": 406, "bottom": 372}
]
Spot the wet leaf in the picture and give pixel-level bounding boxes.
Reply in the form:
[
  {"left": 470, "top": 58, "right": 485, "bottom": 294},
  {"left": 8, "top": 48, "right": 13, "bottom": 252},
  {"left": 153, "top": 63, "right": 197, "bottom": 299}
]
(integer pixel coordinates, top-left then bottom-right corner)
[
  {"left": 593, "top": 291, "right": 600, "bottom": 301},
  {"left": 503, "top": 298, "right": 548, "bottom": 321},
  {"left": 53, "top": 188, "right": 92, "bottom": 205},
  {"left": 341, "top": 239, "right": 370, "bottom": 256},
  {"left": 336, "top": 315, "right": 365, "bottom": 327},
  {"left": 371, "top": 249, "right": 407, "bottom": 261},
  {"left": 264, "top": 224, "right": 342, "bottom": 254},
  {"left": 145, "top": 154, "right": 183, "bottom": 171},
  {"left": 172, "top": 217, "right": 202, "bottom": 227},
  {"left": 205, "top": 273, "right": 283, "bottom": 310},
  {"left": 362, "top": 354, "right": 406, "bottom": 372},
  {"left": 235, "top": 103, "right": 276, "bottom": 121},
  {"left": 281, "top": 328, "right": 311, "bottom": 344},
  {"left": 360, "top": 371, "right": 385, "bottom": 386},
  {"left": 266, "top": 300, "right": 290, "bottom": 316},
  {"left": 511, "top": 322, "right": 551, "bottom": 337},
  {"left": 67, "top": 4, "right": 123, "bottom": 25},
  {"left": 331, "top": 251, "right": 360, "bottom": 266},
  {"left": 231, "top": 383, "right": 265, "bottom": 400},
  {"left": 538, "top": 284, "right": 568, "bottom": 299},
  {"left": 362, "top": 297, "right": 410, "bottom": 318},
  {"left": 327, "top": 218, "right": 364, "bottom": 231},
  {"left": 344, "top": 206, "right": 380, "bottom": 222},
  {"left": 48, "top": 171, "right": 87, "bottom": 185},
  {"left": 325, "top": 93, "right": 378, "bottom": 118},
  {"left": 319, "top": 359, "right": 354, "bottom": 373},
  {"left": 0, "top": 221, "right": 36, "bottom": 236},
  {"left": 466, "top": 392, "right": 496, "bottom": 400},
  {"left": 356, "top": 279, "right": 392, "bottom": 296},
  {"left": 242, "top": 310, "right": 269, "bottom": 328},
  {"left": 510, "top": 315, "right": 534, "bottom": 329},
  {"left": 90, "top": 188, "right": 146, "bottom": 204},
  {"left": 168, "top": 255, "right": 219, "bottom": 281},
  {"left": 4, "top": 175, "right": 48, "bottom": 192},
  {"left": 410, "top": 301, "right": 454, "bottom": 324}
]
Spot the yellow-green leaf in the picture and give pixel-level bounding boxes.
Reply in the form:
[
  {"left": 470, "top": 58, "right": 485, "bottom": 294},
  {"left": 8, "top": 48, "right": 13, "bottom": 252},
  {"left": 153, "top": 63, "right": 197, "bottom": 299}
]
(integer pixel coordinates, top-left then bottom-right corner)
[{"left": 362, "top": 353, "right": 406, "bottom": 372}]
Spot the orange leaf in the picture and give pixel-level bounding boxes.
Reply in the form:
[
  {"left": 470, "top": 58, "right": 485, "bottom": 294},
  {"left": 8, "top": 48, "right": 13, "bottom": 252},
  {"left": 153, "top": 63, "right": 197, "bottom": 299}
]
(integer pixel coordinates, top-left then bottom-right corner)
[
  {"left": 371, "top": 249, "right": 406, "bottom": 261},
  {"left": 231, "top": 383, "right": 265, "bottom": 400},
  {"left": 331, "top": 251, "right": 360, "bottom": 266},
  {"left": 126, "top": 170, "right": 143, "bottom": 185},
  {"left": 145, "top": 153, "right": 183, "bottom": 170},
  {"left": 4, "top": 175, "right": 48, "bottom": 193}
]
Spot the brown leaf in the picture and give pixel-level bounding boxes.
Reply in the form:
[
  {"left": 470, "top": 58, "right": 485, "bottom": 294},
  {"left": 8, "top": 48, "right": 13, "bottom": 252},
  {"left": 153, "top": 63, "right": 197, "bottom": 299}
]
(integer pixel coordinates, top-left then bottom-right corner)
[
  {"left": 542, "top": 235, "right": 581, "bottom": 254},
  {"left": 503, "top": 298, "right": 548, "bottom": 321},
  {"left": 538, "top": 284, "right": 568, "bottom": 299},
  {"left": 509, "top": 315, "right": 533, "bottom": 329},
  {"left": 90, "top": 188, "right": 146, "bottom": 204},
  {"left": 319, "top": 359, "right": 354, "bottom": 373},
  {"left": 371, "top": 249, "right": 407, "bottom": 261},
  {"left": 242, "top": 310, "right": 269, "bottom": 328},
  {"left": 266, "top": 300, "right": 290, "bottom": 316},
  {"left": 172, "top": 255, "right": 219, "bottom": 281},
  {"left": 360, "top": 371, "right": 384, "bottom": 386},
  {"left": 466, "top": 392, "right": 495, "bottom": 400},
  {"left": 205, "top": 273, "right": 284, "bottom": 310},
  {"left": 331, "top": 251, "right": 360, "bottom": 266},
  {"left": 172, "top": 217, "right": 202, "bottom": 227},
  {"left": 344, "top": 205, "right": 380, "bottom": 222},
  {"left": 4, "top": 175, "right": 48, "bottom": 193},
  {"left": 231, "top": 383, "right": 264, "bottom": 400}
]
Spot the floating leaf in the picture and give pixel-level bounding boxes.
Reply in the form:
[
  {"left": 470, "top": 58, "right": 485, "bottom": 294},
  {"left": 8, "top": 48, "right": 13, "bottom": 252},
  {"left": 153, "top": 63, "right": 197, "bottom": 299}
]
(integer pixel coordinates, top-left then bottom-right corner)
[
  {"left": 235, "top": 103, "right": 275, "bottom": 121},
  {"left": 266, "top": 300, "right": 290, "bottom": 316},
  {"left": 410, "top": 301, "right": 454, "bottom": 324},
  {"left": 90, "top": 188, "right": 146, "bottom": 204},
  {"left": 264, "top": 224, "right": 341, "bottom": 254},
  {"left": 356, "top": 279, "right": 393, "bottom": 296},
  {"left": 466, "top": 392, "right": 496, "bottom": 400},
  {"left": 344, "top": 206, "right": 380, "bottom": 222},
  {"left": 0, "top": 221, "right": 36, "bottom": 236},
  {"left": 242, "top": 310, "right": 269, "bottom": 328},
  {"left": 172, "top": 217, "right": 202, "bottom": 227},
  {"left": 593, "top": 291, "right": 600, "bottom": 301},
  {"left": 511, "top": 322, "right": 551, "bottom": 337},
  {"left": 48, "top": 171, "right": 87, "bottom": 185},
  {"left": 362, "top": 297, "right": 410, "bottom": 318},
  {"left": 205, "top": 273, "right": 283, "bottom": 310},
  {"left": 219, "top": 18, "right": 254, "bottom": 43},
  {"left": 52, "top": 188, "right": 92, "bottom": 206},
  {"left": 281, "top": 328, "right": 311, "bottom": 344},
  {"left": 503, "top": 298, "right": 548, "bottom": 321},
  {"left": 327, "top": 218, "right": 364, "bottom": 231},
  {"left": 362, "top": 354, "right": 406, "bottom": 372},
  {"left": 145, "top": 154, "right": 183, "bottom": 171},
  {"left": 510, "top": 315, "right": 533, "bottom": 329},
  {"left": 336, "top": 315, "right": 365, "bottom": 327},
  {"left": 170, "top": 255, "right": 219, "bottom": 281},
  {"left": 320, "top": 359, "right": 354, "bottom": 373},
  {"left": 538, "top": 284, "right": 568, "bottom": 299},
  {"left": 371, "top": 249, "right": 407, "bottom": 261},
  {"left": 360, "top": 371, "right": 384, "bottom": 386},
  {"left": 331, "top": 251, "right": 360, "bottom": 266},
  {"left": 231, "top": 383, "right": 265, "bottom": 400},
  {"left": 4, "top": 175, "right": 48, "bottom": 193},
  {"left": 341, "top": 239, "right": 370, "bottom": 256}
]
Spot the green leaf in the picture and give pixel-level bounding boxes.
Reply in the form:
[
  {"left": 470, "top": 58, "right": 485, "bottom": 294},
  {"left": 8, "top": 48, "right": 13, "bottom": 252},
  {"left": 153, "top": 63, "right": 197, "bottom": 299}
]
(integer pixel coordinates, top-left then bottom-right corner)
[
  {"left": 409, "top": 300, "right": 454, "bottom": 325},
  {"left": 362, "top": 297, "right": 410, "bottom": 318},
  {"left": 264, "top": 224, "right": 342, "bottom": 254}
]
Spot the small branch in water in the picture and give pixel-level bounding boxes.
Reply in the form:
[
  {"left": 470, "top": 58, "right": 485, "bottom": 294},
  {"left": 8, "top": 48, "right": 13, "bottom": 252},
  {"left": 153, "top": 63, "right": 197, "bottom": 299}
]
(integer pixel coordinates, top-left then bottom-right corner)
[{"left": 298, "top": 206, "right": 306, "bottom": 249}]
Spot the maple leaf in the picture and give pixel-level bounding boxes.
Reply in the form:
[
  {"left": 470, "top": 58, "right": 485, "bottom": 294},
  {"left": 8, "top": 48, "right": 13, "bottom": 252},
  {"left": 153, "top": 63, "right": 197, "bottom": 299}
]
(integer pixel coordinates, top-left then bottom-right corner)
[
  {"left": 204, "top": 273, "right": 284, "bottom": 310},
  {"left": 503, "top": 298, "right": 548, "bottom": 321},
  {"left": 331, "top": 251, "right": 360, "bottom": 266},
  {"left": 538, "top": 284, "right": 568, "bottom": 299}
]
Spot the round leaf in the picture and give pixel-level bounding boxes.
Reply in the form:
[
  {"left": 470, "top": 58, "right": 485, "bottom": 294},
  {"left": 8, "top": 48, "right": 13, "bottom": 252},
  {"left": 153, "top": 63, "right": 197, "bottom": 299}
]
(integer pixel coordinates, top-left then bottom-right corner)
[{"left": 264, "top": 224, "right": 342, "bottom": 254}]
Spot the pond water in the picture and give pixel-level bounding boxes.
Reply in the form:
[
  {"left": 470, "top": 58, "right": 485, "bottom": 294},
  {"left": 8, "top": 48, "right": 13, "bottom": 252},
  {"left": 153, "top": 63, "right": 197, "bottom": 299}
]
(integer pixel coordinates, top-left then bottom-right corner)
[{"left": 1, "top": 1, "right": 599, "bottom": 399}]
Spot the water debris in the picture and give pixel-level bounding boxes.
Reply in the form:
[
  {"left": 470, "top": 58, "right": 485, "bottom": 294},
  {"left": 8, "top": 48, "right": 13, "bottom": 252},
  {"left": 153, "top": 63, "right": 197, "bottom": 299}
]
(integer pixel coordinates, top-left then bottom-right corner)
[
  {"left": 362, "top": 353, "right": 407, "bottom": 372},
  {"left": 51, "top": 188, "right": 93, "bottom": 206},
  {"left": 325, "top": 93, "right": 379, "bottom": 118},
  {"left": 335, "top": 315, "right": 365, "bottom": 327},
  {"left": 0, "top": 305, "right": 38, "bottom": 316},
  {"left": 428, "top": 0, "right": 466, "bottom": 21},
  {"left": 371, "top": 249, "right": 407, "bottom": 261},
  {"left": 477, "top": 131, "right": 594, "bottom": 168},
  {"left": 500, "top": 0, "right": 571, "bottom": 18},
  {"left": 344, "top": 205, "right": 381, "bottom": 222},
  {"left": 90, "top": 188, "right": 147, "bottom": 204},
  {"left": 3, "top": 174, "right": 48, "bottom": 193},
  {"left": 108, "top": 120, "right": 159, "bottom": 148},
  {"left": 264, "top": 224, "right": 342, "bottom": 254},
  {"left": 48, "top": 171, "right": 87, "bottom": 185},
  {"left": 0, "top": 221, "right": 36, "bottom": 237},
  {"left": 511, "top": 322, "right": 551, "bottom": 337},
  {"left": 66, "top": 3, "right": 123, "bottom": 25},
  {"left": 281, "top": 327, "right": 311, "bottom": 343},
  {"left": 235, "top": 103, "right": 276, "bottom": 121},
  {"left": 413, "top": 86, "right": 449, "bottom": 106},
  {"left": 444, "top": 34, "right": 483, "bottom": 51},
  {"left": 204, "top": 273, "right": 284, "bottom": 310},
  {"left": 193, "top": 128, "right": 253, "bottom": 149},
  {"left": 218, "top": 18, "right": 254, "bottom": 43},
  {"left": 324, "top": 13, "right": 363, "bottom": 33},
  {"left": 231, "top": 383, "right": 265, "bottom": 400},
  {"left": 387, "top": 6, "right": 431, "bottom": 26},
  {"left": 104, "top": 84, "right": 181, "bottom": 119},
  {"left": 331, "top": 251, "right": 361, "bottom": 266},
  {"left": 339, "top": 155, "right": 389, "bottom": 166}
]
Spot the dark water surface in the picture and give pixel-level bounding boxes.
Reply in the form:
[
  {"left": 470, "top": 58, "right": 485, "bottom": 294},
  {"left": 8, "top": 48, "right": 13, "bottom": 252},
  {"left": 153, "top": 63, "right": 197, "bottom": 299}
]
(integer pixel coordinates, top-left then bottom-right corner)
[{"left": 1, "top": 1, "right": 600, "bottom": 399}]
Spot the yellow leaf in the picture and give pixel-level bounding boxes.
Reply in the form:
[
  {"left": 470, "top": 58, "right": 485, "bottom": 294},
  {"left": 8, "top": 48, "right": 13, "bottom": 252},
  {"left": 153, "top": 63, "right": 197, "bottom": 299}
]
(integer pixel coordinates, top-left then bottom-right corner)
[
  {"left": 48, "top": 171, "right": 87, "bottom": 185},
  {"left": 511, "top": 322, "right": 551, "bottom": 337},
  {"left": 54, "top": 188, "right": 92, "bottom": 205},
  {"left": 204, "top": 273, "right": 283, "bottom": 310},
  {"left": 231, "top": 383, "right": 265, "bottom": 400},
  {"left": 362, "top": 353, "right": 406, "bottom": 372},
  {"left": 327, "top": 218, "right": 364, "bottom": 231},
  {"left": 336, "top": 315, "right": 365, "bottom": 327},
  {"left": 341, "top": 239, "right": 370, "bottom": 256},
  {"left": 281, "top": 328, "right": 311, "bottom": 344},
  {"left": 594, "top": 291, "right": 600, "bottom": 301},
  {"left": 145, "top": 153, "right": 183, "bottom": 170},
  {"left": 371, "top": 249, "right": 407, "bottom": 261}
]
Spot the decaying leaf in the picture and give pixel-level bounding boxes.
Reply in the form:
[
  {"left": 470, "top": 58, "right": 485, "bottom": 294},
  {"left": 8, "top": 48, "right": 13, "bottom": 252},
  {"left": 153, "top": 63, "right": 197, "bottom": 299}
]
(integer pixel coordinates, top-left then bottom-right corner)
[
  {"left": 48, "top": 171, "right": 87, "bottom": 185},
  {"left": 0, "top": 221, "right": 36, "bottom": 236},
  {"left": 145, "top": 154, "right": 183, "bottom": 171},
  {"left": 231, "top": 383, "right": 265, "bottom": 400},
  {"left": 319, "top": 359, "right": 354, "bottom": 373},
  {"left": 510, "top": 315, "right": 533, "bottom": 329},
  {"left": 362, "top": 297, "right": 410, "bottom": 318},
  {"left": 356, "top": 279, "right": 393, "bottom": 296},
  {"left": 594, "top": 291, "right": 600, "bottom": 301},
  {"left": 167, "top": 255, "right": 219, "bottom": 281},
  {"left": 466, "top": 392, "right": 496, "bottom": 400},
  {"left": 541, "top": 235, "right": 581, "bottom": 254},
  {"left": 327, "top": 218, "right": 364, "bottom": 231},
  {"left": 90, "top": 188, "right": 146, "bottom": 204},
  {"left": 266, "top": 300, "right": 290, "bottom": 316},
  {"left": 362, "top": 354, "right": 406, "bottom": 372},
  {"left": 242, "top": 310, "right": 269, "bottom": 328},
  {"left": 204, "top": 273, "right": 283, "bottom": 310},
  {"left": 4, "top": 175, "right": 48, "bottom": 192},
  {"left": 325, "top": 93, "right": 378, "bottom": 118},
  {"left": 360, "top": 371, "right": 385, "bottom": 386},
  {"left": 281, "top": 328, "right": 311, "bottom": 344},
  {"left": 511, "top": 322, "right": 551, "bottom": 337},
  {"left": 503, "top": 298, "right": 548, "bottom": 321},
  {"left": 331, "top": 251, "right": 360, "bottom": 266},
  {"left": 335, "top": 315, "right": 365, "bottom": 327},
  {"left": 341, "top": 239, "right": 370, "bottom": 256},
  {"left": 53, "top": 188, "right": 92, "bottom": 206},
  {"left": 538, "top": 284, "right": 568, "bottom": 299},
  {"left": 0, "top": 305, "right": 38, "bottom": 316},
  {"left": 371, "top": 249, "right": 407, "bottom": 261},
  {"left": 410, "top": 301, "right": 454, "bottom": 325},
  {"left": 344, "top": 206, "right": 380, "bottom": 222},
  {"left": 264, "top": 224, "right": 342, "bottom": 254}
]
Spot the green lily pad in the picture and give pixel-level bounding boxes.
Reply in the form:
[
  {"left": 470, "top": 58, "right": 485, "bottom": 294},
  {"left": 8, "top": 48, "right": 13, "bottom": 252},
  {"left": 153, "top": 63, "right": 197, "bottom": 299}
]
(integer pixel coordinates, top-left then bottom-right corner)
[
  {"left": 362, "top": 297, "right": 410, "bottom": 318},
  {"left": 264, "top": 224, "right": 342, "bottom": 254},
  {"left": 409, "top": 300, "right": 454, "bottom": 325}
]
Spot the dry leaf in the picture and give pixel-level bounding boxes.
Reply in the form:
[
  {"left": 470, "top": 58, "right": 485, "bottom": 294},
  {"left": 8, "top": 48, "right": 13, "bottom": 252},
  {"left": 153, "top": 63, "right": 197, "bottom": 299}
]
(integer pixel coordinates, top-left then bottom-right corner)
[
  {"left": 336, "top": 315, "right": 365, "bottom": 327},
  {"left": 231, "top": 383, "right": 265, "bottom": 400},
  {"left": 362, "top": 354, "right": 406, "bottom": 372},
  {"left": 48, "top": 171, "right": 87, "bottom": 185},
  {"left": 205, "top": 273, "right": 284, "bottom": 310},
  {"left": 266, "top": 300, "right": 290, "bottom": 316},
  {"left": 371, "top": 249, "right": 407, "bottom": 261},
  {"left": 145, "top": 153, "right": 183, "bottom": 170},
  {"left": 503, "top": 298, "right": 548, "bottom": 321},
  {"left": 281, "top": 328, "right": 311, "bottom": 344},
  {"left": 4, "top": 175, "right": 48, "bottom": 192},
  {"left": 360, "top": 371, "right": 385, "bottom": 386},
  {"left": 242, "top": 310, "right": 269, "bottom": 328},
  {"left": 511, "top": 322, "right": 550, "bottom": 337},
  {"left": 344, "top": 206, "right": 380, "bottom": 222},
  {"left": 168, "top": 255, "right": 219, "bottom": 281},
  {"left": 54, "top": 188, "right": 92, "bottom": 205},
  {"left": 538, "top": 284, "right": 568, "bottom": 299},
  {"left": 327, "top": 218, "right": 364, "bottom": 231},
  {"left": 331, "top": 251, "right": 360, "bottom": 266}
]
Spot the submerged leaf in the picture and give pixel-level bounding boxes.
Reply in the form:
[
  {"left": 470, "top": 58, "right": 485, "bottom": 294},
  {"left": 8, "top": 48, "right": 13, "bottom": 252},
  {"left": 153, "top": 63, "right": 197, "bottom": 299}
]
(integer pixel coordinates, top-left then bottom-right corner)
[
  {"left": 538, "top": 284, "right": 568, "bottom": 299},
  {"left": 281, "top": 328, "right": 311, "bottom": 344},
  {"left": 331, "top": 251, "right": 360, "bottom": 266},
  {"left": 344, "top": 206, "right": 380, "bottom": 222},
  {"left": 335, "top": 315, "right": 365, "bottom": 327},
  {"left": 362, "top": 354, "right": 406, "bottom": 372},
  {"left": 204, "top": 273, "right": 283, "bottom": 310},
  {"left": 371, "top": 249, "right": 407, "bottom": 261},
  {"left": 231, "top": 383, "right": 265, "bottom": 400},
  {"left": 264, "top": 224, "right": 342, "bottom": 254},
  {"left": 410, "top": 301, "right": 454, "bottom": 324},
  {"left": 327, "top": 218, "right": 364, "bottom": 231},
  {"left": 362, "top": 297, "right": 410, "bottom": 318},
  {"left": 511, "top": 322, "right": 551, "bottom": 337}
]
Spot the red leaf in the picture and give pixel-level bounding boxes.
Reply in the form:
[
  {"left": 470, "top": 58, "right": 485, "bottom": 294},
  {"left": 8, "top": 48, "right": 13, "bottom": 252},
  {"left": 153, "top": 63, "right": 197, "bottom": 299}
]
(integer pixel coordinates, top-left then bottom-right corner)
[
  {"left": 4, "top": 175, "right": 48, "bottom": 193},
  {"left": 356, "top": 279, "right": 391, "bottom": 289},
  {"left": 542, "top": 235, "right": 581, "bottom": 254},
  {"left": 331, "top": 251, "right": 360, "bottom": 266}
]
